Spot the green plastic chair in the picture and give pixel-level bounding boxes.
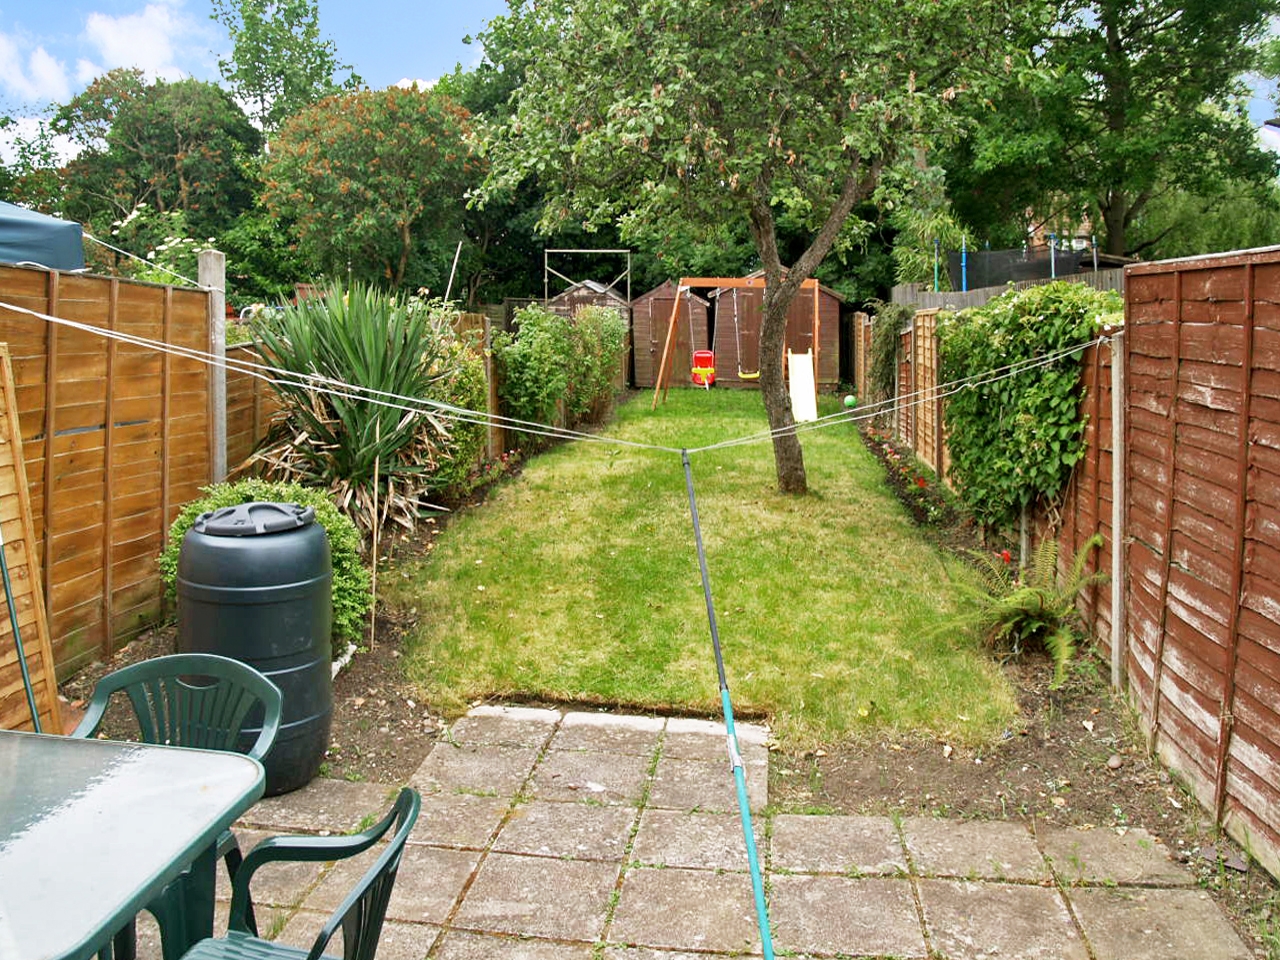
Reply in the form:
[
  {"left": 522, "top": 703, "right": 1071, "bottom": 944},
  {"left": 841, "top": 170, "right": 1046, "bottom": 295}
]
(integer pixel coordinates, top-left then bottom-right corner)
[
  {"left": 180, "top": 788, "right": 421, "bottom": 960},
  {"left": 73, "top": 653, "right": 283, "bottom": 960}
]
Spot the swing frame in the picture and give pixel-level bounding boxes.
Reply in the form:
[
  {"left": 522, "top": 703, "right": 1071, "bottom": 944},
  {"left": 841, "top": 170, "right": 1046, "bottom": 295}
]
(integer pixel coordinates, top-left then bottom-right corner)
[{"left": 652, "top": 276, "right": 820, "bottom": 408}]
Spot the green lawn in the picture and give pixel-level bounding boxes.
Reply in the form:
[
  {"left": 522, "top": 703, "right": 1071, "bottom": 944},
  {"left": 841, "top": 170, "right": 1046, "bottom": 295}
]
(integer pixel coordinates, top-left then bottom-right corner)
[{"left": 389, "top": 388, "right": 1017, "bottom": 747}]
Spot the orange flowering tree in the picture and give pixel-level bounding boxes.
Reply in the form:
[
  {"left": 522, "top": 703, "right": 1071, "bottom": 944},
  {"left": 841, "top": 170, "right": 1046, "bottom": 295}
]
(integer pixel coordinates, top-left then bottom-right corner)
[{"left": 264, "top": 86, "right": 478, "bottom": 289}]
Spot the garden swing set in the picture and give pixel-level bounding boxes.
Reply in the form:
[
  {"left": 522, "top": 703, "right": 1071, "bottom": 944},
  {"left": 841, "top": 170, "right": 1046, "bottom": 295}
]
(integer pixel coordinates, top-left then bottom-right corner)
[{"left": 651, "top": 276, "right": 822, "bottom": 409}]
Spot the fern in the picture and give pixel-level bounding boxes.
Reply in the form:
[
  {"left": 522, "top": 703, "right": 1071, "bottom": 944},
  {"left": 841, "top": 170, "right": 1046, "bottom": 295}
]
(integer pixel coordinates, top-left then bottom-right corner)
[{"left": 951, "top": 534, "right": 1107, "bottom": 687}]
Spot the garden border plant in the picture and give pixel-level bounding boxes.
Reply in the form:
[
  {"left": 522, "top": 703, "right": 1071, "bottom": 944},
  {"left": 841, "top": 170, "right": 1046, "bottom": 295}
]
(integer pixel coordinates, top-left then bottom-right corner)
[
  {"left": 492, "top": 303, "right": 629, "bottom": 451},
  {"left": 248, "top": 282, "right": 488, "bottom": 541},
  {"left": 159, "top": 478, "right": 371, "bottom": 652}
]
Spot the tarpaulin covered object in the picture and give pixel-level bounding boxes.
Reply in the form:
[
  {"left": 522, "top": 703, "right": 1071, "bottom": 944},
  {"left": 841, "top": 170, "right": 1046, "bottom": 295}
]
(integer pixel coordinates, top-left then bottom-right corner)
[{"left": 0, "top": 200, "right": 85, "bottom": 271}]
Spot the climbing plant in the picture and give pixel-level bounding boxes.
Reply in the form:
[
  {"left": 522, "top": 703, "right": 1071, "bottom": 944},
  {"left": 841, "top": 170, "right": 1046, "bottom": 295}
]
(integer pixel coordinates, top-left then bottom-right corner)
[
  {"left": 937, "top": 282, "right": 1122, "bottom": 532},
  {"left": 868, "top": 300, "right": 912, "bottom": 407}
]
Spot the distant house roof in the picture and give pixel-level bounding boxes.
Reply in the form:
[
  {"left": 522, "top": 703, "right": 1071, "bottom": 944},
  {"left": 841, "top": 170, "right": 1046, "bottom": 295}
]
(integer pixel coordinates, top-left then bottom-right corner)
[
  {"left": 548, "top": 279, "right": 629, "bottom": 306},
  {"left": 0, "top": 201, "right": 85, "bottom": 272}
]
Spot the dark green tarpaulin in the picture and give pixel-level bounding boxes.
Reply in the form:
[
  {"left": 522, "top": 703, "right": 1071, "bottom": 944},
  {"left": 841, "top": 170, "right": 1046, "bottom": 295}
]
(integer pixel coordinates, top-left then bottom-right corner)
[{"left": 0, "top": 201, "right": 85, "bottom": 271}]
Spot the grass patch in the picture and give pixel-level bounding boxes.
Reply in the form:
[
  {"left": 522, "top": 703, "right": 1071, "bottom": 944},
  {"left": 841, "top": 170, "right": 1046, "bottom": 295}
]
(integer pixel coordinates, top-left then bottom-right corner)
[{"left": 389, "top": 389, "right": 1016, "bottom": 747}]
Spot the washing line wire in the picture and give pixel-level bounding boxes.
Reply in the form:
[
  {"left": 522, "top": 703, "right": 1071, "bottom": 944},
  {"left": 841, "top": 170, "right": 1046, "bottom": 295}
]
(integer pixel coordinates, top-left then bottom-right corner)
[
  {"left": 681, "top": 450, "right": 775, "bottom": 958},
  {"left": 82, "top": 233, "right": 215, "bottom": 292},
  {"left": 0, "top": 297, "right": 1110, "bottom": 460}
]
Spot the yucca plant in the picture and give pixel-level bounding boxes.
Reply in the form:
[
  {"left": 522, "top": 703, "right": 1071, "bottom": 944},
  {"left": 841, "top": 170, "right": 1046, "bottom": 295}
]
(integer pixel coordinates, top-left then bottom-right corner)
[
  {"left": 951, "top": 534, "right": 1106, "bottom": 687},
  {"left": 249, "top": 282, "right": 484, "bottom": 543}
]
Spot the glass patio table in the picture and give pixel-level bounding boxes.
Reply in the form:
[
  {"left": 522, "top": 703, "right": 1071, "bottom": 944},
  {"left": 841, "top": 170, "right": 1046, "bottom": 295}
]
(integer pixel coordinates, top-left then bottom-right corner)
[{"left": 0, "top": 728, "right": 264, "bottom": 960}]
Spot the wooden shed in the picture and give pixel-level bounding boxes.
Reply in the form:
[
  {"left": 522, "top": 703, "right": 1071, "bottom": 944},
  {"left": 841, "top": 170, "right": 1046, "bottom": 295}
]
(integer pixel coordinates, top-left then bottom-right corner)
[
  {"left": 547, "top": 280, "right": 629, "bottom": 320},
  {"left": 631, "top": 280, "right": 711, "bottom": 389},
  {"left": 708, "top": 274, "right": 843, "bottom": 388}
]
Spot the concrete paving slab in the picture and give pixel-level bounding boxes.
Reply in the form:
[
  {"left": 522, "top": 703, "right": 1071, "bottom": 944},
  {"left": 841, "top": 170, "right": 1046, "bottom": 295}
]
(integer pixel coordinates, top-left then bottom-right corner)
[
  {"left": 302, "top": 844, "right": 479, "bottom": 925},
  {"left": 453, "top": 851, "right": 619, "bottom": 942},
  {"left": 647, "top": 755, "right": 766, "bottom": 812},
  {"left": 918, "top": 879, "right": 1087, "bottom": 960},
  {"left": 770, "top": 814, "right": 907, "bottom": 876},
  {"left": 274, "top": 911, "right": 439, "bottom": 960},
  {"left": 604, "top": 949, "right": 762, "bottom": 959},
  {"left": 243, "top": 779, "right": 395, "bottom": 833},
  {"left": 492, "top": 799, "right": 636, "bottom": 860},
  {"left": 409, "top": 791, "right": 511, "bottom": 849},
  {"left": 449, "top": 707, "right": 561, "bottom": 748},
  {"left": 409, "top": 743, "right": 540, "bottom": 797},
  {"left": 1071, "top": 886, "right": 1253, "bottom": 960},
  {"left": 903, "top": 817, "right": 1049, "bottom": 881},
  {"left": 769, "top": 874, "right": 927, "bottom": 958},
  {"left": 662, "top": 717, "right": 769, "bottom": 765},
  {"left": 551, "top": 711, "right": 665, "bottom": 756},
  {"left": 1038, "top": 826, "right": 1194, "bottom": 886},
  {"left": 528, "top": 747, "right": 650, "bottom": 805},
  {"left": 434, "top": 929, "right": 595, "bottom": 958},
  {"left": 609, "top": 866, "right": 760, "bottom": 954},
  {"left": 630, "top": 808, "right": 758, "bottom": 870}
]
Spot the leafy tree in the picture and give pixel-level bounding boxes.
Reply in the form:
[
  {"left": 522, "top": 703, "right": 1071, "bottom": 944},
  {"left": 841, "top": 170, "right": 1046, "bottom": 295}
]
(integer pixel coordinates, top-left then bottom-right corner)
[
  {"left": 263, "top": 86, "right": 477, "bottom": 290},
  {"left": 1127, "top": 179, "right": 1280, "bottom": 260},
  {"left": 219, "top": 202, "right": 311, "bottom": 306},
  {"left": 57, "top": 77, "right": 261, "bottom": 239},
  {"left": 946, "top": 0, "right": 1280, "bottom": 257},
  {"left": 0, "top": 118, "right": 64, "bottom": 213},
  {"left": 480, "top": 0, "right": 1046, "bottom": 493},
  {"left": 211, "top": 0, "right": 361, "bottom": 134},
  {"left": 52, "top": 68, "right": 146, "bottom": 152}
]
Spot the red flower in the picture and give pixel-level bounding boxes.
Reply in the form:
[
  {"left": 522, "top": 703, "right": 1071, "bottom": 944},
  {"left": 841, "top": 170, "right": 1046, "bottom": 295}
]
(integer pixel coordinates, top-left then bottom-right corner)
[{"left": 916, "top": 476, "right": 928, "bottom": 489}]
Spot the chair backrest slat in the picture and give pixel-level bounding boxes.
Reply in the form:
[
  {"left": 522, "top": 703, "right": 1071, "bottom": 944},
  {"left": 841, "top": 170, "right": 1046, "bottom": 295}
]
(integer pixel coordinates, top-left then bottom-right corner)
[{"left": 73, "top": 653, "right": 283, "bottom": 762}]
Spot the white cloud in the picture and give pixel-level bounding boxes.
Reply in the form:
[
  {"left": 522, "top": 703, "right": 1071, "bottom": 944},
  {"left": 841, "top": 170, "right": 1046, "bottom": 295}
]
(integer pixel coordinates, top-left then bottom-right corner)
[
  {"left": 80, "top": 3, "right": 192, "bottom": 83},
  {"left": 0, "top": 33, "right": 72, "bottom": 104}
]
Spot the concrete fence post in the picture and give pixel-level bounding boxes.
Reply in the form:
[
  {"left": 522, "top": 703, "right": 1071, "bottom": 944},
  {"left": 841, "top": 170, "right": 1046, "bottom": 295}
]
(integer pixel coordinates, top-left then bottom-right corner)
[
  {"left": 200, "top": 249, "right": 227, "bottom": 482},
  {"left": 1110, "top": 328, "right": 1127, "bottom": 691}
]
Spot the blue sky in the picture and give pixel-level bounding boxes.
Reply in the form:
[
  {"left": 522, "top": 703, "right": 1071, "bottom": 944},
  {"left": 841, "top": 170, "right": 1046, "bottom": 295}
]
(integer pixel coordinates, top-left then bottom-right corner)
[{"left": 0, "top": 0, "right": 508, "bottom": 121}]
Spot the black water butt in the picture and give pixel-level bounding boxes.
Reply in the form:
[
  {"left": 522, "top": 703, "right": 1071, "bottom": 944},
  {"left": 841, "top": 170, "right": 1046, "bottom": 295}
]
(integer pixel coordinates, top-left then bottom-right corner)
[{"left": 177, "top": 501, "right": 333, "bottom": 795}]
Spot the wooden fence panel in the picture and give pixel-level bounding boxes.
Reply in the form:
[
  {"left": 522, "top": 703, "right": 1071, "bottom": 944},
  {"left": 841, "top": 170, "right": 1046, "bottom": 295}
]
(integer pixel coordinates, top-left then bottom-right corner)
[
  {"left": 1124, "top": 247, "right": 1280, "bottom": 878},
  {"left": 226, "top": 344, "right": 280, "bottom": 471},
  {"left": 0, "top": 264, "right": 212, "bottom": 677}
]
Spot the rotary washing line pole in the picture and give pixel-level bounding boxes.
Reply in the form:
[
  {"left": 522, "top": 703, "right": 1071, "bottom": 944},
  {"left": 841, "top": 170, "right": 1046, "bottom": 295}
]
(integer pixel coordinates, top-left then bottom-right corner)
[{"left": 681, "top": 450, "right": 774, "bottom": 959}]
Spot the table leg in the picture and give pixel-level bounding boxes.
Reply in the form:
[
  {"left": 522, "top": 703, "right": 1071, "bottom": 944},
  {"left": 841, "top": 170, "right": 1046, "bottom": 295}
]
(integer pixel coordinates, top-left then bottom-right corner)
[{"left": 153, "top": 844, "right": 219, "bottom": 960}]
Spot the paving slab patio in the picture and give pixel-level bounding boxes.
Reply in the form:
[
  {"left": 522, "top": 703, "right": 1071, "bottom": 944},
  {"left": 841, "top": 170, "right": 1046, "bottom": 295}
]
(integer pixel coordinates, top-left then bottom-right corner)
[{"left": 128, "top": 706, "right": 1254, "bottom": 960}]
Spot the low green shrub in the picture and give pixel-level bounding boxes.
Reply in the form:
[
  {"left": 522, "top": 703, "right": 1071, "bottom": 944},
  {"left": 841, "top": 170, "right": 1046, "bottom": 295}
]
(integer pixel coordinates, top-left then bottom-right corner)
[
  {"left": 158, "top": 479, "right": 371, "bottom": 651},
  {"left": 492, "top": 303, "right": 628, "bottom": 447},
  {"left": 493, "top": 305, "right": 572, "bottom": 432},
  {"left": 564, "top": 305, "right": 628, "bottom": 422}
]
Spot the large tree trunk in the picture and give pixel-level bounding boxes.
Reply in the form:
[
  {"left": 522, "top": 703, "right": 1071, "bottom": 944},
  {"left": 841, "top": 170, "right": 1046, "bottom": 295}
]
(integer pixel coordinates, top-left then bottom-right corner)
[
  {"left": 757, "top": 282, "right": 807, "bottom": 493},
  {"left": 1101, "top": 193, "right": 1128, "bottom": 257},
  {"left": 747, "top": 162, "right": 884, "bottom": 495}
]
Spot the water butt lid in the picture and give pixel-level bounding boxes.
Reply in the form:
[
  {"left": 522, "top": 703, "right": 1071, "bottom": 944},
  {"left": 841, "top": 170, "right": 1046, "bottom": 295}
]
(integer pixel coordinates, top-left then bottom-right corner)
[{"left": 194, "top": 501, "right": 316, "bottom": 537}]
